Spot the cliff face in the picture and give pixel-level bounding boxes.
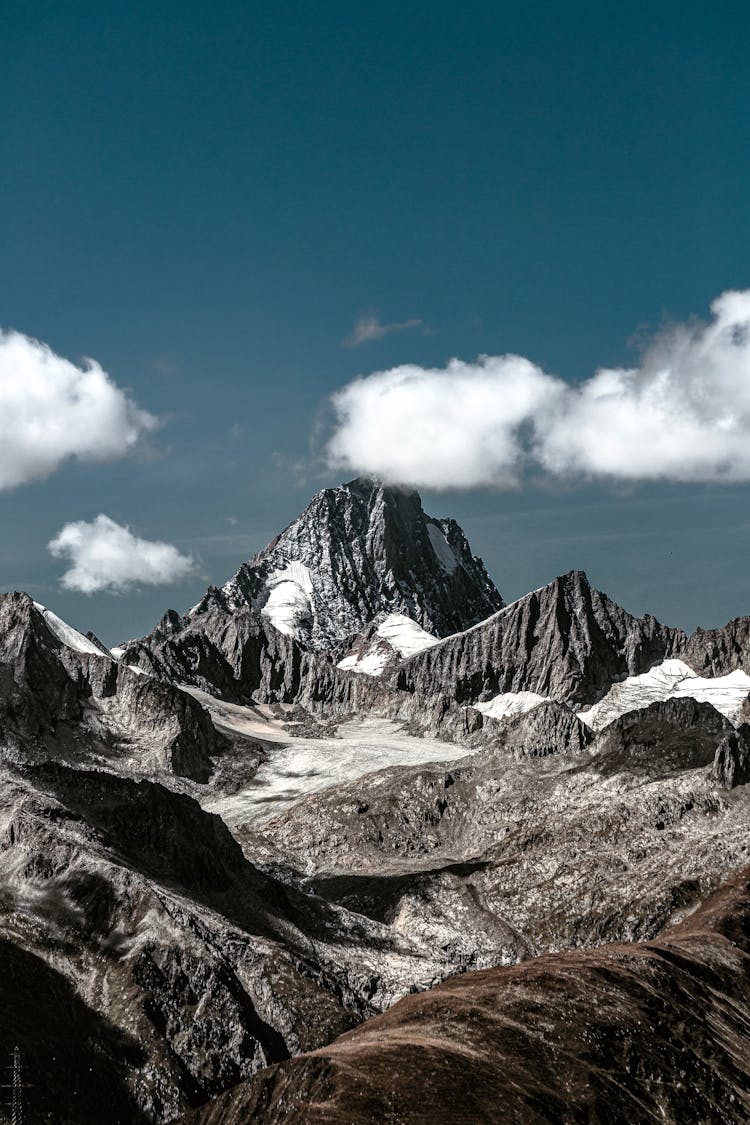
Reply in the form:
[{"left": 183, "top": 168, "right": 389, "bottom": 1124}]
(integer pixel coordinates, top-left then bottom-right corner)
[
  {"left": 227, "top": 476, "right": 504, "bottom": 649},
  {"left": 124, "top": 477, "right": 504, "bottom": 703},
  {"left": 392, "top": 569, "right": 685, "bottom": 708},
  {"left": 0, "top": 592, "right": 224, "bottom": 781}
]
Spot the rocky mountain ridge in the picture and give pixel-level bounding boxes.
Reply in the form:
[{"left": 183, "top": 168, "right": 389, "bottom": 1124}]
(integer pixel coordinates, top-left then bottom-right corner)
[{"left": 4, "top": 477, "right": 750, "bottom": 1121}]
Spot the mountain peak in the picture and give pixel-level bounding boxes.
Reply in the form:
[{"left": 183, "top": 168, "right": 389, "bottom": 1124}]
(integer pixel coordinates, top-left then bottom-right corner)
[{"left": 213, "top": 478, "right": 504, "bottom": 651}]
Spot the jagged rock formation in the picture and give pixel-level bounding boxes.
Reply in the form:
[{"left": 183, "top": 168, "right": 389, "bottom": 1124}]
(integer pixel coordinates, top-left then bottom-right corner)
[
  {"left": 682, "top": 613, "right": 750, "bottom": 676},
  {"left": 133, "top": 476, "right": 501, "bottom": 661},
  {"left": 0, "top": 592, "right": 224, "bottom": 781},
  {"left": 122, "top": 484, "right": 750, "bottom": 736},
  {"left": 183, "top": 868, "right": 750, "bottom": 1125},
  {"left": 6, "top": 476, "right": 750, "bottom": 1122},
  {"left": 224, "top": 476, "right": 504, "bottom": 648},
  {"left": 711, "top": 729, "right": 750, "bottom": 789},
  {"left": 122, "top": 478, "right": 503, "bottom": 702},
  {"left": 392, "top": 569, "right": 684, "bottom": 709},
  {"left": 0, "top": 759, "right": 458, "bottom": 1122}
]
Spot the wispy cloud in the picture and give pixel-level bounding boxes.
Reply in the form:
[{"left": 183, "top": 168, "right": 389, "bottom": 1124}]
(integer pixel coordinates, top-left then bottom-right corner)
[
  {"left": 0, "top": 329, "right": 157, "bottom": 490},
  {"left": 48, "top": 515, "right": 196, "bottom": 594},
  {"left": 342, "top": 315, "right": 425, "bottom": 348},
  {"left": 327, "top": 290, "right": 750, "bottom": 490}
]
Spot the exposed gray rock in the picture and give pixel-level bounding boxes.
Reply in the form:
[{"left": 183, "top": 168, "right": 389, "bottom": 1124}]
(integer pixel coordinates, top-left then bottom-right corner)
[
  {"left": 250, "top": 695, "right": 749, "bottom": 970},
  {"left": 682, "top": 614, "right": 750, "bottom": 676},
  {"left": 131, "top": 478, "right": 503, "bottom": 682},
  {"left": 183, "top": 868, "right": 750, "bottom": 1125},
  {"left": 393, "top": 569, "right": 683, "bottom": 708},
  {"left": 591, "top": 696, "right": 733, "bottom": 777},
  {"left": 0, "top": 591, "right": 224, "bottom": 782},
  {"left": 0, "top": 761, "right": 457, "bottom": 1122},
  {"left": 710, "top": 730, "right": 750, "bottom": 789}
]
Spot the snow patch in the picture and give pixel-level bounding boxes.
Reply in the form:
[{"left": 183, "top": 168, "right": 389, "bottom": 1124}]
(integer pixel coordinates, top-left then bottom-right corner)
[
  {"left": 376, "top": 613, "right": 438, "bottom": 658},
  {"left": 110, "top": 646, "right": 125, "bottom": 659},
  {"left": 33, "top": 602, "right": 107, "bottom": 657},
  {"left": 474, "top": 690, "right": 549, "bottom": 720},
  {"left": 337, "top": 613, "right": 439, "bottom": 676},
  {"left": 261, "top": 561, "right": 314, "bottom": 637},
  {"left": 337, "top": 648, "right": 392, "bottom": 676},
  {"left": 578, "top": 659, "right": 750, "bottom": 729},
  {"left": 427, "top": 523, "right": 457, "bottom": 573}
]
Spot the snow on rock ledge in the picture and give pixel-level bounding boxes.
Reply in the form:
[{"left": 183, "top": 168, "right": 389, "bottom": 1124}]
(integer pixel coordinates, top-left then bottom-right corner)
[
  {"left": 473, "top": 690, "right": 550, "bottom": 721},
  {"left": 337, "top": 613, "right": 439, "bottom": 676},
  {"left": 578, "top": 659, "right": 750, "bottom": 730},
  {"left": 33, "top": 602, "right": 109, "bottom": 658},
  {"left": 260, "top": 561, "right": 314, "bottom": 637}
]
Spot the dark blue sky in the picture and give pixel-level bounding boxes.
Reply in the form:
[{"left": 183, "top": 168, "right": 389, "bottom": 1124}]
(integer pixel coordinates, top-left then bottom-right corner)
[{"left": 1, "top": 0, "right": 748, "bottom": 642}]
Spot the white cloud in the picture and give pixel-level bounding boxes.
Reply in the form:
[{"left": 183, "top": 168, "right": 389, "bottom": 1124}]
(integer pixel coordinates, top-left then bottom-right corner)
[
  {"left": 343, "top": 315, "right": 424, "bottom": 347},
  {"left": 48, "top": 515, "right": 196, "bottom": 594},
  {"left": 0, "top": 329, "right": 156, "bottom": 490},
  {"left": 327, "top": 290, "right": 750, "bottom": 489}
]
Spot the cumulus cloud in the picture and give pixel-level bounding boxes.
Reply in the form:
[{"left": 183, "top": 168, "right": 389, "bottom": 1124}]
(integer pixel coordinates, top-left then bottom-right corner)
[
  {"left": 327, "top": 290, "right": 750, "bottom": 489},
  {"left": 0, "top": 329, "right": 156, "bottom": 490},
  {"left": 48, "top": 515, "right": 196, "bottom": 594},
  {"left": 343, "top": 315, "right": 424, "bottom": 347}
]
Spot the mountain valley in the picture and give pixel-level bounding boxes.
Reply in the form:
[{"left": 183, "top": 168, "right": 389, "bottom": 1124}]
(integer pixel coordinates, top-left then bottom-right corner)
[{"left": 1, "top": 477, "right": 750, "bottom": 1122}]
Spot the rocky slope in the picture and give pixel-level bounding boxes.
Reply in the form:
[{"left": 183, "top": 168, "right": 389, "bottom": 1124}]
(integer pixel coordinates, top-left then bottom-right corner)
[
  {"left": 6, "top": 476, "right": 750, "bottom": 1121},
  {"left": 184, "top": 866, "right": 750, "bottom": 1124},
  {"left": 0, "top": 592, "right": 224, "bottom": 782},
  {"left": 127, "top": 478, "right": 503, "bottom": 686},
  {"left": 391, "top": 568, "right": 684, "bottom": 709},
  {"left": 0, "top": 758, "right": 463, "bottom": 1122},
  {"left": 120, "top": 481, "right": 750, "bottom": 738},
  {"left": 245, "top": 698, "right": 750, "bottom": 970}
]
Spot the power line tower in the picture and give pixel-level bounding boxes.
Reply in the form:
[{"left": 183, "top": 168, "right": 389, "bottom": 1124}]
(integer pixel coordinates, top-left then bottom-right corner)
[
  {"left": 10, "top": 1047, "right": 22, "bottom": 1125},
  {"left": 2, "top": 1047, "right": 26, "bottom": 1125}
]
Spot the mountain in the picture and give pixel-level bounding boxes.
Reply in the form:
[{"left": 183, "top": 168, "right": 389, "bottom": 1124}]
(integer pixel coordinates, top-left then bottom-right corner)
[
  {"left": 5, "top": 478, "right": 750, "bottom": 1122},
  {"left": 393, "top": 568, "right": 684, "bottom": 709},
  {"left": 220, "top": 476, "right": 504, "bottom": 649},
  {"left": 0, "top": 591, "right": 224, "bottom": 781},
  {"left": 184, "top": 866, "right": 750, "bottom": 1125},
  {"left": 122, "top": 477, "right": 503, "bottom": 701}
]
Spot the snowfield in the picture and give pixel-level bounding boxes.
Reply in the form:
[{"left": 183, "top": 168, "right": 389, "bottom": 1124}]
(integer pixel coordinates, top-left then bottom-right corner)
[
  {"left": 474, "top": 690, "right": 549, "bottom": 720},
  {"left": 200, "top": 712, "right": 475, "bottom": 825},
  {"left": 467, "top": 658, "right": 750, "bottom": 730},
  {"left": 578, "top": 658, "right": 750, "bottom": 729}
]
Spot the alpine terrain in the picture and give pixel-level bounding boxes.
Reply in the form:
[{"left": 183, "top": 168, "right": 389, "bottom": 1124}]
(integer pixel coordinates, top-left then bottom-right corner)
[{"left": 1, "top": 477, "right": 750, "bottom": 1123}]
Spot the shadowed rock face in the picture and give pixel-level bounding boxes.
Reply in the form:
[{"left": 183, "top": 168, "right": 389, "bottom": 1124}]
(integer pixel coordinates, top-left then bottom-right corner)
[
  {"left": 0, "top": 760, "right": 463, "bottom": 1122},
  {"left": 590, "top": 695, "right": 734, "bottom": 777},
  {"left": 711, "top": 729, "right": 750, "bottom": 789},
  {"left": 182, "top": 868, "right": 750, "bottom": 1125},
  {"left": 0, "top": 592, "right": 224, "bottom": 781}
]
